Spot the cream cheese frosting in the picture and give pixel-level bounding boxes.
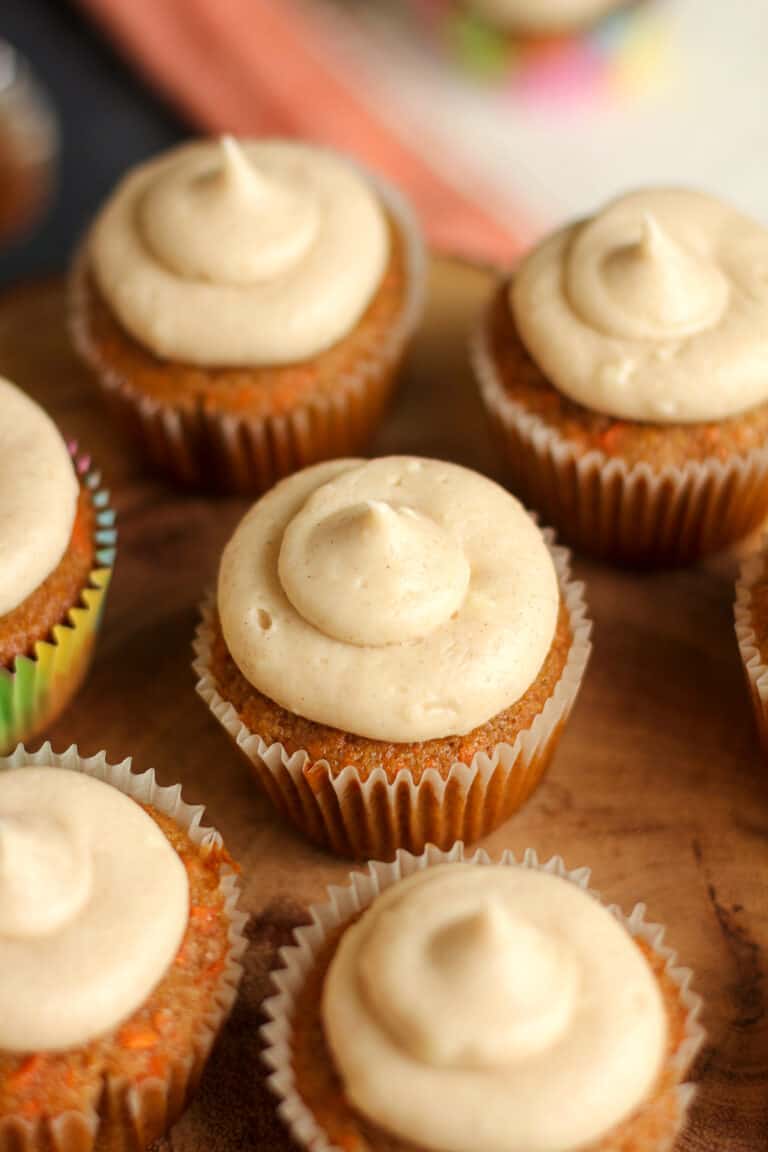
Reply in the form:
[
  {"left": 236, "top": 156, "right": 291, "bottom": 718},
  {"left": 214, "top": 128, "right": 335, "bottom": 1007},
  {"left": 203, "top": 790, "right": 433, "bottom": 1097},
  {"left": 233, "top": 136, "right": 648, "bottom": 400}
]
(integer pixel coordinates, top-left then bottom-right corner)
[
  {"left": 0, "top": 377, "right": 78, "bottom": 618},
  {"left": 470, "top": 0, "right": 621, "bottom": 33},
  {"left": 89, "top": 137, "right": 390, "bottom": 366},
  {"left": 323, "top": 863, "right": 668, "bottom": 1152},
  {"left": 0, "top": 767, "right": 189, "bottom": 1051},
  {"left": 218, "top": 457, "right": 559, "bottom": 743},
  {"left": 512, "top": 188, "right": 768, "bottom": 424}
]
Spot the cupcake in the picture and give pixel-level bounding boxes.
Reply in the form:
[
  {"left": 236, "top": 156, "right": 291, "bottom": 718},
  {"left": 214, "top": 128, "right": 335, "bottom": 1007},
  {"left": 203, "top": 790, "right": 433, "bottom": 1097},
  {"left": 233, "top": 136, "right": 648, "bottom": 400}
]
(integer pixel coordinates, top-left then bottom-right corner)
[
  {"left": 734, "top": 540, "right": 768, "bottom": 752},
  {"left": 194, "top": 455, "right": 591, "bottom": 858},
  {"left": 401, "top": 0, "right": 666, "bottom": 103},
  {"left": 0, "top": 743, "right": 246, "bottom": 1152},
  {"left": 262, "top": 843, "right": 705, "bottom": 1152},
  {"left": 473, "top": 188, "right": 768, "bottom": 565},
  {"left": 70, "top": 136, "right": 426, "bottom": 494},
  {"left": 0, "top": 377, "right": 115, "bottom": 754},
  {"left": 463, "top": 0, "right": 630, "bottom": 34}
]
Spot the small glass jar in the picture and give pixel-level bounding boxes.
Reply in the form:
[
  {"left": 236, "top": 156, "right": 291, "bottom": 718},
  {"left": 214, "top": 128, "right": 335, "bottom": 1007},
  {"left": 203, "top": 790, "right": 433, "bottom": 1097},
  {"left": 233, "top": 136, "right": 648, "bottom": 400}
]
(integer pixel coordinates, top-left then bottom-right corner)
[{"left": 0, "top": 41, "right": 58, "bottom": 247}]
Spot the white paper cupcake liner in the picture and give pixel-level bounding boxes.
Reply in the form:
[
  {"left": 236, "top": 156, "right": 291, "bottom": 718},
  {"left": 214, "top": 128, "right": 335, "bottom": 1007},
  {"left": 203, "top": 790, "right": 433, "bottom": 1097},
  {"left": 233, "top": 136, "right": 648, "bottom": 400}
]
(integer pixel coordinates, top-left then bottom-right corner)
[
  {"left": 69, "top": 169, "right": 427, "bottom": 495},
  {"left": 261, "top": 842, "right": 706, "bottom": 1152},
  {"left": 193, "top": 533, "right": 592, "bottom": 859},
  {"left": 734, "top": 542, "right": 768, "bottom": 752},
  {"left": 0, "top": 743, "right": 247, "bottom": 1152},
  {"left": 472, "top": 320, "right": 768, "bottom": 566}
]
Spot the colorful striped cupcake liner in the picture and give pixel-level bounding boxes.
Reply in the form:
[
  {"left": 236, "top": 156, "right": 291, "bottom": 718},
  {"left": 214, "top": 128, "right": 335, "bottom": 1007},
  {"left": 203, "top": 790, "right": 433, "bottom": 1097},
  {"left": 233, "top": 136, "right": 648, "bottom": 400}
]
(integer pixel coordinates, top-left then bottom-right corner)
[{"left": 0, "top": 446, "right": 117, "bottom": 754}]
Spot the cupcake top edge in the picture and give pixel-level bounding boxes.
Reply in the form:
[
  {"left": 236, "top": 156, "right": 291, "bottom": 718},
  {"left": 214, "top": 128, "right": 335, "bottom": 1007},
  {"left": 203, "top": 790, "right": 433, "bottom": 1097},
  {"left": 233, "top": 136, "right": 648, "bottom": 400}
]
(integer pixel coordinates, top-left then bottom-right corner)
[
  {"left": 511, "top": 187, "right": 768, "bottom": 424},
  {"left": 217, "top": 455, "right": 560, "bottom": 743},
  {"left": 0, "top": 375, "right": 79, "bottom": 617},
  {"left": 0, "top": 766, "right": 190, "bottom": 1052},
  {"left": 87, "top": 136, "right": 391, "bottom": 367},
  {"left": 322, "top": 860, "right": 668, "bottom": 1152},
  {"left": 469, "top": 0, "right": 624, "bottom": 34}
]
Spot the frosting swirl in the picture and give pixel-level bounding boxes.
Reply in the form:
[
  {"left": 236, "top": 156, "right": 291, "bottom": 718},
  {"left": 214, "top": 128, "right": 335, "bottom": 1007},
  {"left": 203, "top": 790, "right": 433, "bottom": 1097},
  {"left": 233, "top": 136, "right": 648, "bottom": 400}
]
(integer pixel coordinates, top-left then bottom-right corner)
[
  {"left": 0, "top": 376, "right": 78, "bottom": 618},
  {"left": 323, "top": 863, "right": 668, "bottom": 1152},
  {"left": 278, "top": 496, "right": 471, "bottom": 647},
  {"left": 0, "top": 768, "right": 189, "bottom": 1051},
  {"left": 218, "top": 457, "right": 559, "bottom": 743},
  {"left": 512, "top": 188, "right": 768, "bottom": 423},
  {"left": 89, "top": 137, "right": 389, "bottom": 366}
]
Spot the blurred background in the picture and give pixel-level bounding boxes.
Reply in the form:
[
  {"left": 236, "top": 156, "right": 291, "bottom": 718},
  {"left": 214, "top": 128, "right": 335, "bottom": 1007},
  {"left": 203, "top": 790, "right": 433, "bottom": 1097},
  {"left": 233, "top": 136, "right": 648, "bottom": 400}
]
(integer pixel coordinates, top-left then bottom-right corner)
[{"left": 2, "top": 0, "right": 766, "bottom": 285}]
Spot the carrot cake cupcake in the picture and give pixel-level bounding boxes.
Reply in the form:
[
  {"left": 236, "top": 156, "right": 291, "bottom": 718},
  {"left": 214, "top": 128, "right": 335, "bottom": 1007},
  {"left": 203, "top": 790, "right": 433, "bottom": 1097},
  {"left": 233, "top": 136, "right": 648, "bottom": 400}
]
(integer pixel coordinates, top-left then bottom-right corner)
[
  {"left": 262, "top": 844, "right": 705, "bottom": 1152},
  {"left": 473, "top": 187, "right": 768, "bottom": 565},
  {"left": 0, "top": 743, "right": 245, "bottom": 1152},
  {"left": 70, "top": 136, "right": 426, "bottom": 493},
  {"left": 194, "top": 455, "right": 591, "bottom": 858},
  {"left": 734, "top": 540, "right": 768, "bottom": 753},
  {"left": 401, "top": 0, "right": 666, "bottom": 103},
  {"left": 0, "top": 376, "right": 115, "bottom": 754}
]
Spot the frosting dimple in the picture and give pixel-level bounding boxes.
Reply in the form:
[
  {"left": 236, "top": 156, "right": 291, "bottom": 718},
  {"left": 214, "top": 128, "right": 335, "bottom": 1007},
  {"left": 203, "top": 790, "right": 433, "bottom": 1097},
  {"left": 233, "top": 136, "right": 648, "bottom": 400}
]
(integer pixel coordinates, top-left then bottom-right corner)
[
  {"left": 0, "top": 376, "right": 79, "bottom": 618},
  {"left": 0, "top": 768, "right": 189, "bottom": 1051},
  {"left": 512, "top": 188, "right": 768, "bottom": 423},
  {"left": 323, "top": 864, "right": 668, "bottom": 1152},
  {"left": 89, "top": 137, "right": 390, "bottom": 366},
  {"left": 218, "top": 457, "right": 559, "bottom": 743}
]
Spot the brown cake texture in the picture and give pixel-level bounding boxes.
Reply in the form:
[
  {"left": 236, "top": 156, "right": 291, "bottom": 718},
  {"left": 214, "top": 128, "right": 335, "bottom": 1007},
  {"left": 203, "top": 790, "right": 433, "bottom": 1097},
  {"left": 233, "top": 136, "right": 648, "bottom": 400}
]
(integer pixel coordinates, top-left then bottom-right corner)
[
  {"left": 71, "top": 214, "right": 408, "bottom": 415},
  {"left": 0, "top": 485, "right": 95, "bottom": 669},
  {"left": 209, "top": 602, "right": 572, "bottom": 782},
  {"left": 478, "top": 280, "right": 768, "bottom": 565},
  {"left": 486, "top": 281, "right": 768, "bottom": 471},
  {"left": 70, "top": 209, "right": 414, "bottom": 492},
  {"left": 0, "top": 805, "right": 236, "bottom": 1148}
]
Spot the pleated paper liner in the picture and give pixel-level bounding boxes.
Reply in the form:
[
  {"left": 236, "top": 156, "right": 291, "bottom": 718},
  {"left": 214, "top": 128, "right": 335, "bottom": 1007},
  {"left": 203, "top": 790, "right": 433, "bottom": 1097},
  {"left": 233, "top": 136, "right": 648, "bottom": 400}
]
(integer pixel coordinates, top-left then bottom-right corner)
[
  {"left": 735, "top": 543, "right": 768, "bottom": 753},
  {"left": 194, "top": 533, "right": 592, "bottom": 860},
  {"left": 472, "top": 323, "right": 768, "bottom": 566},
  {"left": 69, "top": 172, "right": 427, "bottom": 495},
  {"left": 0, "top": 446, "right": 117, "bottom": 755},
  {"left": 261, "top": 842, "right": 706, "bottom": 1152},
  {"left": 0, "top": 743, "right": 247, "bottom": 1152}
]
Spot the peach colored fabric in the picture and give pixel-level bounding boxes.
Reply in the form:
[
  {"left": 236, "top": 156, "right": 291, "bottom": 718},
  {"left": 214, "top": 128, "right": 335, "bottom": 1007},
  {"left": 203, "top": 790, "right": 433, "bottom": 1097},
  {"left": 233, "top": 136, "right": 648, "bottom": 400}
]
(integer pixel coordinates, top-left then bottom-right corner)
[{"left": 76, "top": 0, "right": 525, "bottom": 262}]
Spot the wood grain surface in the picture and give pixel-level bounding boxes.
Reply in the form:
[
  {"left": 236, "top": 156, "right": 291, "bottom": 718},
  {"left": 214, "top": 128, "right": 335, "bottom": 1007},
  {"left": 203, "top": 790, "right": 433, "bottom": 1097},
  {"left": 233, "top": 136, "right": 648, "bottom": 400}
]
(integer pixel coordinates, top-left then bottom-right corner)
[{"left": 1, "top": 267, "right": 767, "bottom": 1151}]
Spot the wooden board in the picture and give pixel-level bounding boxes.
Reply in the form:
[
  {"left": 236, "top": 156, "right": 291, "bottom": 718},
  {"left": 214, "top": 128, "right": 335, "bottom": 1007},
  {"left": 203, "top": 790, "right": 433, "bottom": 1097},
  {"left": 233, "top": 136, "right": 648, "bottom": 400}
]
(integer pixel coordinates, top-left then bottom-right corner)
[{"left": 1, "top": 267, "right": 767, "bottom": 1152}]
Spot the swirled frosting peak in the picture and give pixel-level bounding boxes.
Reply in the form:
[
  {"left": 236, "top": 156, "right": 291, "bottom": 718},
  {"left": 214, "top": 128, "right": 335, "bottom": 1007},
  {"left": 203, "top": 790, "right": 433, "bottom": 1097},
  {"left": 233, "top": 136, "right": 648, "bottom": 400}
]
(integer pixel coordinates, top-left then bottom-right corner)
[
  {"left": 0, "top": 376, "right": 78, "bottom": 618},
  {"left": 141, "top": 136, "right": 319, "bottom": 285},
  {"left": 89, "top": 137, "right": 389, "bottom": 366},
  {"left": 512, "top": 188, "right": 768, "bottom": 423},
  {"left": 218, "top": 457, "right": 559, "bottom": 743},
  {"left": 360, "top": 893, "right": 577, "bottom": 1069},
  {"left": 323, "top": 863, "right": 668, "bottom": 1152},
  {"left": 570, "top": 209, "right": 730, "bottom": 341},
  {"left": 0, "top": 768, "right": 189, "bottom": 1051},
  {"left": 279, "top": 494, "right": 470, "bottom": 647}
]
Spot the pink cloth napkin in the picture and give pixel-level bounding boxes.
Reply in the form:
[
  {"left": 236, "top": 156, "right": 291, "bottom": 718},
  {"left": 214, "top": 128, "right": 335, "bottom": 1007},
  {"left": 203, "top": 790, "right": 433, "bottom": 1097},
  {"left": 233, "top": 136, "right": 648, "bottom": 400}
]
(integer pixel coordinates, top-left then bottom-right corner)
[{"left": 77, "top": 0, "right": 528, "bottom": 262}]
